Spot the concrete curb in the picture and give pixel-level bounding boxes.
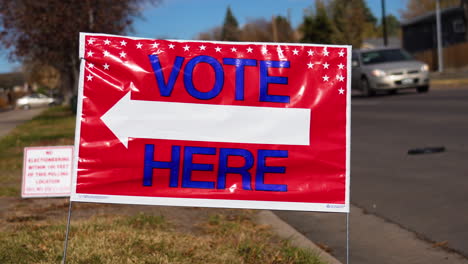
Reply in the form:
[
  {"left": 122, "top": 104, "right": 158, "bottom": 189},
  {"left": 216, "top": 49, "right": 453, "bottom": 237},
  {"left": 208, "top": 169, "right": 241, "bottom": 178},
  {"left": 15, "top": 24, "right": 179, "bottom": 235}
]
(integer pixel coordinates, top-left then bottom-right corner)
[
  {"left": 431, "top": 79, "right": 468, "bottom": 85},
  {"left": 256, "top": 210, "right": 342, "bottom": 264},
  {"left": 430, "top": 82, "right": 468, "bottom": 91}
]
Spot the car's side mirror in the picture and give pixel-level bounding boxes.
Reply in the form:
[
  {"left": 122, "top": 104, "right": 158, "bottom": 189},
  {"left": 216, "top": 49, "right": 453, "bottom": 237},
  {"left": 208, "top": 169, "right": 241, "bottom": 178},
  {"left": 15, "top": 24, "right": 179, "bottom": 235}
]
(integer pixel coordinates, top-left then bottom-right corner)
[{"left": 352, "top": 60, "right": 359, "bottom": 67}]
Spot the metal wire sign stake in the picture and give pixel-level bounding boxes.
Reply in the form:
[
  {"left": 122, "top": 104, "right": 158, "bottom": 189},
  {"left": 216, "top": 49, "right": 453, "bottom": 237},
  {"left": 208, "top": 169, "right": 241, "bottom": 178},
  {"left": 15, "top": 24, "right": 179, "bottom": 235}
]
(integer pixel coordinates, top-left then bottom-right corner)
[{"left": 61, "top": 200, "right": 73, "bottom": 264}]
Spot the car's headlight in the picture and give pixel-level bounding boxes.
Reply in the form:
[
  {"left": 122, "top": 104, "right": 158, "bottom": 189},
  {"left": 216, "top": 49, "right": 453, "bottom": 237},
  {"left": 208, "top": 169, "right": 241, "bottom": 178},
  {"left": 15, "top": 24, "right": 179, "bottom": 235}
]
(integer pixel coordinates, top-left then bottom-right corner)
[
  {"left": 421, "top": 64, "right": 429, "bottom": 72},
  {"left": 371, "top": 69, "right": 386, "bottom": 77}
]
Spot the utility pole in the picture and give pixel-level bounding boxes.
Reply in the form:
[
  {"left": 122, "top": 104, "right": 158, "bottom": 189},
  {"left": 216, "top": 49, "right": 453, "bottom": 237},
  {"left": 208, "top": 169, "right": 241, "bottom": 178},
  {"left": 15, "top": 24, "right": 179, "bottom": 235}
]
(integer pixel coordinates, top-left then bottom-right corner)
[
  {"left": 436, "top": 0, "right": 444, "bottom": 72},
  {"left": 381, "top": 0, "right": 388, "bottom": 46}
]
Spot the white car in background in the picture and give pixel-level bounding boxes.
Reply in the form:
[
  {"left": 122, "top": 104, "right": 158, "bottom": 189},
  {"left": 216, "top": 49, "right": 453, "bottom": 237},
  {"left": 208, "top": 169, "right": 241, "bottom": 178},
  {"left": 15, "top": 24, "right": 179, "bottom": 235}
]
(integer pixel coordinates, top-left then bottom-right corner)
[
  {"left": 351, "top": 48, "right": 430, "bottom": 96},
  {"left": 16, "top": 93, "right": 57, "bottom": 109}
]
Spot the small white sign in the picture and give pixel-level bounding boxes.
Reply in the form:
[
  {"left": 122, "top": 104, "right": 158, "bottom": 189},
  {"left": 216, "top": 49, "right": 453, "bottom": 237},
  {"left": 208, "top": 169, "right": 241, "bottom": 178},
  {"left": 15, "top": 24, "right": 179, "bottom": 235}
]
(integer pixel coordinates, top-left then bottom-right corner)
[{"left": 22, "top": 146, "right": 73, "bottom": 198}]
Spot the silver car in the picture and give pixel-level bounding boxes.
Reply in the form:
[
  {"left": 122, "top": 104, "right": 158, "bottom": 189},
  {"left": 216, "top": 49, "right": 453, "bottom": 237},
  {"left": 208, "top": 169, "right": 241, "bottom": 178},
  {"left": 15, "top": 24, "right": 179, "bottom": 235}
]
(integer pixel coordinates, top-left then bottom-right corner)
[
  {"left": 351, "top": 48, "right": 430, "bottom": 96},
  {"left": 16, "top": 93, "right": 57, "bottom": 109}
]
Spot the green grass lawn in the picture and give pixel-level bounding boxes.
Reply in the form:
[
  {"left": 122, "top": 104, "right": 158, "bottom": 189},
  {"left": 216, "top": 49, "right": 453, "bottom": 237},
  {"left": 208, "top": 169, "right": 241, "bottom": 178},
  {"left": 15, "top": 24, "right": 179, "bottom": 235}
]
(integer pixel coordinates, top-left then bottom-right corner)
[
  {"left": 0, "top": 106, "right": 75, "bottom": 196},
  {"left": 0, "top": 106, "right": 327, "bottom": 264},
  {"left": 0, "top": 212, "right": 325, "bottom": 264}
]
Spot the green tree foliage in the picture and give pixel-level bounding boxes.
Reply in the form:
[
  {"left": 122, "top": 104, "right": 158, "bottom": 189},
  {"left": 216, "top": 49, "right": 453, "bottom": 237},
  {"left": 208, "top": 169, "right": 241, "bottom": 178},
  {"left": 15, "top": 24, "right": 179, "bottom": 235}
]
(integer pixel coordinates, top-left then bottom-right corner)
[
  {"left": 240, "top": 16, "right": 296, "bottom": 42},
  {"left": 400, "top": 0, "right": 460, "bottom": 20},
  {"left": 240, "top": 18, "right": 272, "bottom": 42},
  {"left": 221, "top": 6, "right": 240, "bottom": 41},
  {"left": 22, "top": 60, "right": 61, "bottom": 90},
  {"left": 329, "top": 0, "right": 374, "bottom": 48},
  {"left": 299, "top": 0, "right": 375, "bottom": 47},
  {"left": 363, "top": 2, "right": 378, "bottom": 26},
  {"left": 300, "top": 0, "right": 334, "bottom": 44},
  {"left": 377, "top": 14, "right": 400, "bottom": 37},
  {"left": 197, "top": 26, "right": 222, "bottom": 41},
  {"left": 273, "top": 16, "right": 296, "bottom": 42},
  {"left": 199, "top": 15, "right": 296, "bottom": 43},
  {"left": 0, "top": 0, "right": 160, "bottom": 101}
]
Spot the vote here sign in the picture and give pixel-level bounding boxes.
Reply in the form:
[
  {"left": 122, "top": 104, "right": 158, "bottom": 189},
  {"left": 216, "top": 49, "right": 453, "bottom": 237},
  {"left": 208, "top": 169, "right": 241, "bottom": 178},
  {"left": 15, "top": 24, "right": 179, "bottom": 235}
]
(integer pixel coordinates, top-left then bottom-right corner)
[{"left": 72, "top": 33, "right": 351, "bottom": 212}]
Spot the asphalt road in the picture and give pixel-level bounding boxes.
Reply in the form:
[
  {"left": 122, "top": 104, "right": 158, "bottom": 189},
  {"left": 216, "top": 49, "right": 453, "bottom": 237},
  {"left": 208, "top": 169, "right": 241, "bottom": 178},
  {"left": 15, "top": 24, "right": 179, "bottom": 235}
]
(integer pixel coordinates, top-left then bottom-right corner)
[
  {"left": 276, "top": 87, "right": 468, "bottom": 263},
  {"left": 0, "top": 107, "right": 45, "bottom": 138}
]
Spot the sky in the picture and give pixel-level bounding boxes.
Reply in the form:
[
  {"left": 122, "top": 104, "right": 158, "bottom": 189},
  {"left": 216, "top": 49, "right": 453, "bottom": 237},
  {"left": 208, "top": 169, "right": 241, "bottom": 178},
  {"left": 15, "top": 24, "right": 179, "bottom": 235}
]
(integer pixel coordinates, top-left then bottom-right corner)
[{"left": 0, "top": 0, "right": 404, "bottom": 73}]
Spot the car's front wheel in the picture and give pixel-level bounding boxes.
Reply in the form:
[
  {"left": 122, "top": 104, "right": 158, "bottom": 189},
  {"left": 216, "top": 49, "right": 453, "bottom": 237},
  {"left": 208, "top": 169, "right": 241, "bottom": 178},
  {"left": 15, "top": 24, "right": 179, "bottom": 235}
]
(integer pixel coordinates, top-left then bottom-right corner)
[
  {"left": 361, "top": 77, "right": 375, "bottom": 97},
  {"left": 417, "top": 85, "right": 429, "bottom": 93}
]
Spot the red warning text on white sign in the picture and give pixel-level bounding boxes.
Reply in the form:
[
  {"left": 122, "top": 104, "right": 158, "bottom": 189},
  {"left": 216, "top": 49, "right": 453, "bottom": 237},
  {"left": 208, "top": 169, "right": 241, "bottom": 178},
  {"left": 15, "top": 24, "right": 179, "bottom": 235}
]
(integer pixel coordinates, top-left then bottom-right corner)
[{"left": 22, "top": 146, "right": 73, "bottom": 198}]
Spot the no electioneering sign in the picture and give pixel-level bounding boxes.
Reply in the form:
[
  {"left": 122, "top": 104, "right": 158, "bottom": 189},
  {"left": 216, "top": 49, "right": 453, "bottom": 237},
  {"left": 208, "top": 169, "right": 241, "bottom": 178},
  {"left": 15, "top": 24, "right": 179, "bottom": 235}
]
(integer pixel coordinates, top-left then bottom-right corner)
[
  {"left": 22, "top": 146, "right": 73, "bottom": 198},
  {"left": 71, "top": 33, "right": 351, "bottom": 212}
]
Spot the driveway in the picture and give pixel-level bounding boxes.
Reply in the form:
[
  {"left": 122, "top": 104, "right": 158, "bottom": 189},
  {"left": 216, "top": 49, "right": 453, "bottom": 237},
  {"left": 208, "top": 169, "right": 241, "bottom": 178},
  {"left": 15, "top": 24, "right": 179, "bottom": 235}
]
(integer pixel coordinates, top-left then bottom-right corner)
[{"left": 0, "top": 107, "right": 46, "bottom": 139}]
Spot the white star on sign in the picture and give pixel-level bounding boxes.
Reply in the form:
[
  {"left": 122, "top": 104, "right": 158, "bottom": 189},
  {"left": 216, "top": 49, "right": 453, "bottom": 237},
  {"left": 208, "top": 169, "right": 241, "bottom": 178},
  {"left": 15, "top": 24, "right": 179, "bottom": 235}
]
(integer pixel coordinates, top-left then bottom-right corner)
[
  {"left": 87, "top": 39, "right": 94, "bottom": 45},
  {"left": 323, "top": 75, "right": 330, "bottom": 82},
  {"left": 119, "top": 51, "right": 126, "bottom": 58},
  {"left": 152, "top": 42, "right": 159, "bottom": 48},
  {"left": 103, "top": 50, "right": 110, "bottom": 57},
  {"left": 293, "top": 49, "right": 299, "bottom": 55},
  {"left": 261, "top": 46, "right": 268, "bottom": 54},
  {"left": 247, "top": 47, "right": 253, "bottom": 53},
  {"left": 338, "top": 50, "right": 345, "bottom": 57},
  {"left": 104, "top": 39, "right": 111, "bottom": 45},
  {"left": 337, "top": 75, "right": 345, "bottom": 82},
  {"left": 120, "top": 40, "right": 127, "bottom": 46},
  {"left": 200, "top": 44, "right": 206, "bottom": 50},
  {"left": 87, "top": 75, "right": 93, "bottom": 81},
  {"left": 323, "top": 48, "right": 329, "bottom": 56},
  {"left": 103, "top": 63, "right": 110, "bottom": 70},
  {"left": 307, "top": 62, "right": 314, "bottom": 69},
  {"left": 231, "top": 47, "right": 237, "bottom": 52},
  {"left": 168, "top": 44, "right": 175, "bottom": 49},
  {"left": 215, "top": 47, "right": 221, "bottom": 52},
  {"left": 338, "top": 63, "right": 345, "bottom": 69},
  {"left": 87, "top": 50, "right": 94, "bottom": 57},
  {"left": 323, "top": 62, "right": 330, "bottom": 69},
  {"left": 88, "top": 63, "right": 94, "bottom": 69},
  {"left": 307, "top": 50, "right": 314, "bottom": 56},
  {"left": 183, "top": 45, "right": 190, "bottom": 51},
  {"left": 136, "top": 43, "right": 143, "bottom": 49},
  {"left": 338, "top": 88, "right": 345, "bottom": 94}
]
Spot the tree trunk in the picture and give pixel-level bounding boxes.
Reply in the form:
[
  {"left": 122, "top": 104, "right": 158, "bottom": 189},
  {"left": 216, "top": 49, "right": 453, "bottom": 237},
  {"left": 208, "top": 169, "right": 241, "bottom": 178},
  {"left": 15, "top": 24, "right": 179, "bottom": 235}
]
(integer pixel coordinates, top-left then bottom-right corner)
[
  {"left": 59, "top": 68, "right": 75, "bottom": 106},
  {"left": 71, "top": 54, "right": 80, "bottom": 95},
  {"left": 57, "top": 54, "right": 80, "bottom": 106}
]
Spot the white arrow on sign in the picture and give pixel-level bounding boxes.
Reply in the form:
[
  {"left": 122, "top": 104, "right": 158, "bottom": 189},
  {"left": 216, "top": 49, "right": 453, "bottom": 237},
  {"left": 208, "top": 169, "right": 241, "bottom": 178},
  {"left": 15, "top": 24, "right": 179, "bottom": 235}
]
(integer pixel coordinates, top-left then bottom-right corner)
[{"left": 100, "top": 92, "right": 311, "bottom": 148}]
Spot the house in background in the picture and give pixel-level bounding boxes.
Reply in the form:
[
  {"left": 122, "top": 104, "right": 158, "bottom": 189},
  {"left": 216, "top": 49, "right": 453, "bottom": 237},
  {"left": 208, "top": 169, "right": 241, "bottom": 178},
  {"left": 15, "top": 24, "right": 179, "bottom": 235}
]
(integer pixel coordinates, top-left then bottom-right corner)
[
  {"left": 0, "top": 72, "right": 37, "bottom": 108},
  {"left": 401, "top": 6, "right": 467, "bottom": 70}
]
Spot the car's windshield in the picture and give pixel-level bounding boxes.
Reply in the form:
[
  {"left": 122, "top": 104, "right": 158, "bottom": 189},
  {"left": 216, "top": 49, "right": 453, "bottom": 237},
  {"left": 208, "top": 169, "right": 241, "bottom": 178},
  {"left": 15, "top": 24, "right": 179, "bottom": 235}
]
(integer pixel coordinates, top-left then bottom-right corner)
[{"left": 361, "top": 49, "right": 413, "bottom": 65}]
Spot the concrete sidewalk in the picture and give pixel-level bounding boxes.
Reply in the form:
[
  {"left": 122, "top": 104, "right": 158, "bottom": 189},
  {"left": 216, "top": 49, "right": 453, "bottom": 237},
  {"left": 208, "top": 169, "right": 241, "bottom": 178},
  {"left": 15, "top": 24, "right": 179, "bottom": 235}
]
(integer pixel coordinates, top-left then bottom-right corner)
[
  {"left": 256, "top": 210, "right": 342, "bottom": 264},
  {"left": 0, "top": 107, "right": 45, "bottom": 139},
  {"left": 274, "top": 205, "right": 468, "bottom": 264}
]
